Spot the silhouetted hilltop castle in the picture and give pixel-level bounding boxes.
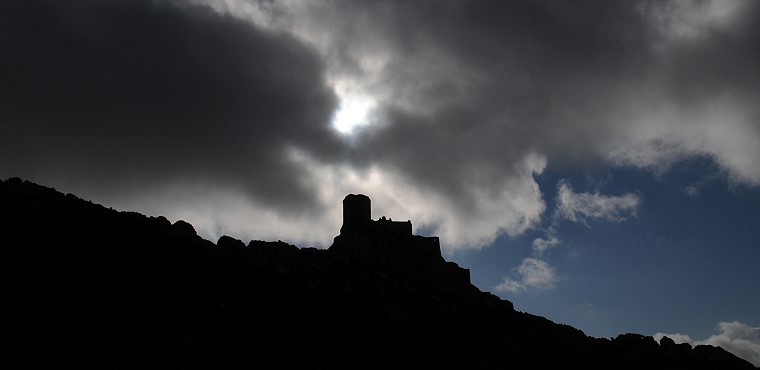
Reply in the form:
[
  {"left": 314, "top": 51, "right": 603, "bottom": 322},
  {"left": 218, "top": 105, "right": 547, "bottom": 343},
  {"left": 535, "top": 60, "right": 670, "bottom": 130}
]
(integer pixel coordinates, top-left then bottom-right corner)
[
  {"left": 330, "top": 194, "right": 470, "bottom": 286},
  {"left": 1, "top": 177, "right": 756, "bottom": 370}
]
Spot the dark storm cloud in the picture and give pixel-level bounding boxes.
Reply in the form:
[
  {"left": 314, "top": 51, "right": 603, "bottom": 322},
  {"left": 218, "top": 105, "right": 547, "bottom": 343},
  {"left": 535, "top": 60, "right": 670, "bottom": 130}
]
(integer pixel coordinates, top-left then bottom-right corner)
[
  {"left": 331, "top": 0, "right": 633, "bottom": 152},
  {"left": 228, "top": 0, "right": 758, "bottom": 246},
  {"left": 326, "top": 0, "right": 655, "bottom": 202},
  {"left": 0, "top": 0, "right": 341, "bottom": 212},
  {"left": 314, "top": 0, "right": 760, "bottom": 188},
  {"left": 3, "top": 0, "right": 759, "bottom": 247}
]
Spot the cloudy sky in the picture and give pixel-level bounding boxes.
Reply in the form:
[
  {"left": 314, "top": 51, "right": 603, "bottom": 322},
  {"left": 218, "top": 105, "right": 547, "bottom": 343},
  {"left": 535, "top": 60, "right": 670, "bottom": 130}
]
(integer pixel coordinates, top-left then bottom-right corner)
[{"left": 1, "top": 0, "right": 758, "bottom": 364}]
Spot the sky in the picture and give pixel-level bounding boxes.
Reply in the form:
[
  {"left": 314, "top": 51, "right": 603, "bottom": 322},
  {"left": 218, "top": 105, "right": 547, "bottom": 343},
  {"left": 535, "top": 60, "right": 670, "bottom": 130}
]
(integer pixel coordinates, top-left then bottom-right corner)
[{"left": 1, "top": 0, "right": 758, "bottom": 365}]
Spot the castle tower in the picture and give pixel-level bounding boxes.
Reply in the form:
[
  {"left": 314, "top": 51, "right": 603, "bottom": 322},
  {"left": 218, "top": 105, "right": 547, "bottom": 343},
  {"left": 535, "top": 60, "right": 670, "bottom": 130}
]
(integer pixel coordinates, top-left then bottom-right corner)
[{"left": 342, "top": 193, "right": 371, "bottom": 232}]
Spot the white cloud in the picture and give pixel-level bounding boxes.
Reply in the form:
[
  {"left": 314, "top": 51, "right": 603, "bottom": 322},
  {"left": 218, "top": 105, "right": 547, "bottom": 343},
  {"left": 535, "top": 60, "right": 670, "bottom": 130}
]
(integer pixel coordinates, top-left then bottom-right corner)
[
  {"left": 702, "top": 321, "right": 760, "bottom": 367},
  {"left": 532, "top": 236, "right": 560, "bottom": 255},
  {"left": 500, "top": 179, "right": 644, "bottom": 294},
  {"left": 556, "top": 180, "right": 642, "bottom": 225},
  {"left": 495, "top": 258, "right": 558, "bottom": 293},
  {"left": 285, "top": 149, "right": 548, "bottom": 251},
  {"left": 653, "top": 332, "right": 695, "bottom": 345},
  {"left": 116, "top": 149, "right": 548, "bottom": 251},
  {"left": 604, "top": 97, "right": 760, "bottom": 187},
  {"left": 654, "top": 321, "right": 760, "bottom": 367}
]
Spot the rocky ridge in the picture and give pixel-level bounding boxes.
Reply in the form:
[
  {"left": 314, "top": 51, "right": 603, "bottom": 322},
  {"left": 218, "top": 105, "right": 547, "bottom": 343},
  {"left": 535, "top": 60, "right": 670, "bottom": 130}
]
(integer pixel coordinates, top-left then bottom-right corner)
[{"left": 2, "top": 177, "right": 756, "bottom": 369}]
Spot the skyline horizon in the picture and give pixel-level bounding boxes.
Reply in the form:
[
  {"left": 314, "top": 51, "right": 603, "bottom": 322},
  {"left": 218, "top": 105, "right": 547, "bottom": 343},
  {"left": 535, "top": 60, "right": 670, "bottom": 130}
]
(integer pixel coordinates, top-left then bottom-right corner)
[{"left": 1, "top": 0, "right": 758, "bottom": 366}]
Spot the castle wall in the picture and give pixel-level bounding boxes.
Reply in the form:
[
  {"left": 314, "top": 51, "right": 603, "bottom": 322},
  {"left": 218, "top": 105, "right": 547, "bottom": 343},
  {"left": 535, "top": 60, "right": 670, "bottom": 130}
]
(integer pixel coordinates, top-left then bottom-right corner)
[{"left": 376, "top": 218, "right": 412, "bottom": 236}]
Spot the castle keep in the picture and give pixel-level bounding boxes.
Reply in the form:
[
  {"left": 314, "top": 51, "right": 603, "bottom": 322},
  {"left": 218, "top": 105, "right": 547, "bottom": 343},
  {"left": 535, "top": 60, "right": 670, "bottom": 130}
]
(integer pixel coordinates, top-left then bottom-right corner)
[{"left": 329, "top": 194, "right": 470, "bottom": 285}]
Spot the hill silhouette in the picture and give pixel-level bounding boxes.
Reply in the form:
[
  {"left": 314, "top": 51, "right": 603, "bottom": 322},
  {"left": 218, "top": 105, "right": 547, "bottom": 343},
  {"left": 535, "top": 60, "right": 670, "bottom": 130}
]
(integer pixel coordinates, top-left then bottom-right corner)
[{"left": 2, "top": 177, "right": 756, "bottom": 369}]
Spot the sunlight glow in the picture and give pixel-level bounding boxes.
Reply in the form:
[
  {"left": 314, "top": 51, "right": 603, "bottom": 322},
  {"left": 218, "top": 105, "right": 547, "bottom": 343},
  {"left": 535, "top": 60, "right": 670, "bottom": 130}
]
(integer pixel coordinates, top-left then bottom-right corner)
[{"left": 332, "top": 95, "right": 374, "bottom": 135}]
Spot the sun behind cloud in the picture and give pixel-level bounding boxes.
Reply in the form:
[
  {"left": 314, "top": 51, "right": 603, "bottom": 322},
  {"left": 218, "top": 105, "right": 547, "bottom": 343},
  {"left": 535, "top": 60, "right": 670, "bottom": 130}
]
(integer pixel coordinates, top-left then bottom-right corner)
[{"left": 331, "top": 93, "right": 375, "bottom": 135}]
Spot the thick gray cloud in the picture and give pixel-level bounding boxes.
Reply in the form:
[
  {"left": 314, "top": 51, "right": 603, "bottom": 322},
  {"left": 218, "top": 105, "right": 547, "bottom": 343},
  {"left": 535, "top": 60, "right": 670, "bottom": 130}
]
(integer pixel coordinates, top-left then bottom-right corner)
[
  {"left": 0, "top": 0, "right": 341, "bottom": 214},
  {"left": 2, "top": 0, "right": 759, "bottom": 248},
  {"left": 227, "top": 0, "right": 759, "bottom": 245},
  {"left": 306, "top": 0, "right": 759, "bottom": 180}
]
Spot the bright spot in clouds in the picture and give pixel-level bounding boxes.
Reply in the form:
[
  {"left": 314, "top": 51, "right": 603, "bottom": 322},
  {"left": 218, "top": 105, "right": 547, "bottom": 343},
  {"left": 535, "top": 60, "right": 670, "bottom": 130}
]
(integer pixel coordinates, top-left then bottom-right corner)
[{"left": 331, "top": 94, "right": 374, "bottom": 135}]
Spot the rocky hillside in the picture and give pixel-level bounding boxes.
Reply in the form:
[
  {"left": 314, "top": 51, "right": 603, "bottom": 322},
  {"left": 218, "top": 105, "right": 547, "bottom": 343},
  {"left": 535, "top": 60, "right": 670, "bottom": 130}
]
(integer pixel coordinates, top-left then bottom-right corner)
[{"left": 2, "top": 177, "right": 756, "bottom": 369}]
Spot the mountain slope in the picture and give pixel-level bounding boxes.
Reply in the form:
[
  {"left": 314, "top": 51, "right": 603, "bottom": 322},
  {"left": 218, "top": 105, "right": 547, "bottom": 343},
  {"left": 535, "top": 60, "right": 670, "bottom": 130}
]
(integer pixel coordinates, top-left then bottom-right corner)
[{"left": 1, "top": 177, "right": 756, "bottom": 369}]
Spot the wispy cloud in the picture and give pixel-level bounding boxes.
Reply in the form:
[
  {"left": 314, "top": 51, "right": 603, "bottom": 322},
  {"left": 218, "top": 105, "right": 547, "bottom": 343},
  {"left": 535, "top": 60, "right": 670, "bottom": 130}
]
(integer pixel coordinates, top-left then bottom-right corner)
[
  {"left": 531, "top": 235, "right": 561, "bottom": 255},
  {"left": 556, "top": 180, "right": 642, "bottom": 225},
  {"left": 498, "top": 179, "right": 643, "bottom": 294},
  {"left": 654, "top": 321, "right": 760, "bottom": 367}
]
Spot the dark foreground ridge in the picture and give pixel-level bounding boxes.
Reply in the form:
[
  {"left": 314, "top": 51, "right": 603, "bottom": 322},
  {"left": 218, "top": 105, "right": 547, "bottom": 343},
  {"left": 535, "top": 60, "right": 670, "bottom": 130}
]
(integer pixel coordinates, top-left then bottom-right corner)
[{"left": 2, "top": 177, "right": 756, "bottom": 370}]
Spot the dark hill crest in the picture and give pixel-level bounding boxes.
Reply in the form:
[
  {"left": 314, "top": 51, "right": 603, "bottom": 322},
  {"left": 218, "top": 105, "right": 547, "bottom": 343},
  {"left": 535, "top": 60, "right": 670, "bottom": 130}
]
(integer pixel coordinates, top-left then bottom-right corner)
[{"left": 1, "top": 177, "right": 756, "bottom": 369}]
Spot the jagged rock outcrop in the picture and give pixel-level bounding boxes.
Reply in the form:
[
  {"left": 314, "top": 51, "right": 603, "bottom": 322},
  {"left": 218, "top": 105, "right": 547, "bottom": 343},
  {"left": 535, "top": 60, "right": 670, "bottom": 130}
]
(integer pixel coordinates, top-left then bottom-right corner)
[{"left": 1, "top": 177, "right": 756, "bottom": 370}]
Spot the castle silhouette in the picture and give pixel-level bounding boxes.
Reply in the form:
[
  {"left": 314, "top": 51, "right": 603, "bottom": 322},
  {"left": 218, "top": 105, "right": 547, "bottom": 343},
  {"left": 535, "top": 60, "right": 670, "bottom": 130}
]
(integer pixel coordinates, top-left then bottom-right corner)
[{"left": 329, "top": 194, "right": 470, "bottom": 285}]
